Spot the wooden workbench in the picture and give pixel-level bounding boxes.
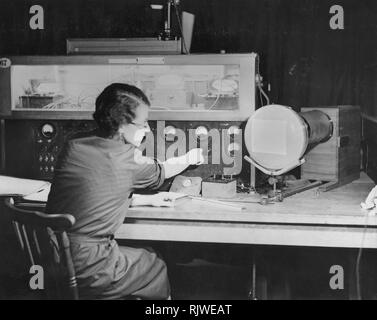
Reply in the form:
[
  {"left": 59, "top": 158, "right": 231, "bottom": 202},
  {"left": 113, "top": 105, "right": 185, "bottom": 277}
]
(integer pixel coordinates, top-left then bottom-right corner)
[{"left": 116, "top": 173, "right": 377, "bottom": 248}]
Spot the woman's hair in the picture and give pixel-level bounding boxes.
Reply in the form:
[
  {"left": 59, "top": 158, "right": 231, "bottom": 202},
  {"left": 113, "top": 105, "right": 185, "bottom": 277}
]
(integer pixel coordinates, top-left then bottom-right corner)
[{"left": 93, "top": 83, "right": 150, "bottom": 138}]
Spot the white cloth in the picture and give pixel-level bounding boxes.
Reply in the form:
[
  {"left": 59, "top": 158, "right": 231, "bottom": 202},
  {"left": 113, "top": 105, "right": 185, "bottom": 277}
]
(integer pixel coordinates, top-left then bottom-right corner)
[{"left": 361, "top": 185, "right": 377, "bottom": 210}]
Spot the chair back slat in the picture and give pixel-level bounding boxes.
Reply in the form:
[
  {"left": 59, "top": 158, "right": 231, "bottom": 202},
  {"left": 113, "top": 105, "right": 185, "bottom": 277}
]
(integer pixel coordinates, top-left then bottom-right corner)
[
  {"left": 33, "top": 230, "right": 42, "bottom": 257},
  {"left": 12, "top": 221, "right": 24, "bottom": 250},
  {"left": 4, "top": 197, "right": 79, "bottom": 300},
  {"left": 21, "top": 224, "right": 36, "bottom": 266}
]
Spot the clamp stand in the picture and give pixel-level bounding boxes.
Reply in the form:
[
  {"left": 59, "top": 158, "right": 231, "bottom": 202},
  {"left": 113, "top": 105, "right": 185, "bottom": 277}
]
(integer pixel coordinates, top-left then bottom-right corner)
[{"left": 244, "top": 155, "right": 306, "bottom": 202}]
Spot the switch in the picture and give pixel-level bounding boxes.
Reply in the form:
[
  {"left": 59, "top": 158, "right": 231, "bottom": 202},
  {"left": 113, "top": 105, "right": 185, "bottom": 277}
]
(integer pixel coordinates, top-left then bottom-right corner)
[
  {"left": 195, "top": 126, "right": 208, "bottom": 140},
  {"left": 227, "top": 125, "right": 241, "bottom": 135},
  {"left": 227, "top": 142, "right": 241, "bottom": 157},
  {"left": 182, "top": 179, "right": 192, "bottom": 187},
  {"left": 164, "top": 126, "right": 176, "bottom": 136},
  {"left": 164, "top": 126, "right": 176, "bottom": 142},
  {"left": 39, "top": 155, "right": 43, "bottom": 162}
]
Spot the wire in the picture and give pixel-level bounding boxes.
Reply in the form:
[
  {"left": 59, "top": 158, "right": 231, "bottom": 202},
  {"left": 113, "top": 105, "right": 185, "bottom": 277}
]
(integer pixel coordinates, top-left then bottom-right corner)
[
  {"left": 255, "top": 54, "right": 270, "bottom": 106},
  {"left": 207, "top": 91, "right": 221, "bottom": 110},
  {"left": 259, "top": 85, "right": 270, "bottom": 105},
  {"left": 258, "top": 83, "right": 264, "bottom": 108},
  {"left": 356, "top": 211, "right": 370, "bottom": 300},
  {"left": 366, "top": 143, "right": 369, "bottom": 173},
  {"left": 207, "top": 78, "right": 223, "bottom": 110},
  {"left": 172, "top": 1, "right": 190, "bottom": 54}
]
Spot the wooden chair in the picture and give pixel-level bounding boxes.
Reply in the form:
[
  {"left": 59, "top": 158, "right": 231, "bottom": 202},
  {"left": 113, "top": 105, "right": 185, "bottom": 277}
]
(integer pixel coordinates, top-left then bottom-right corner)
[{"left": 4, "top": 197, "right": 79, "bottom": 300}]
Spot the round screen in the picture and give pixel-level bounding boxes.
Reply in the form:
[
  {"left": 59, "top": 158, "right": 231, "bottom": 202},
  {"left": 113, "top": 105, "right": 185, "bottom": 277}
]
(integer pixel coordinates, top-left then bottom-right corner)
[{"left": 244, "top": 105, "right": 308, "bottom": 171}]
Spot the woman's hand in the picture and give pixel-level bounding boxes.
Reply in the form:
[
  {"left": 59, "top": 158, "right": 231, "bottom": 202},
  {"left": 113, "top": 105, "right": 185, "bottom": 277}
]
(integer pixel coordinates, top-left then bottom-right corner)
[
  {"left": 130, "top": 193, "right": 175, "bottom": 207},
  {"left": 162, "top": 148, "right": 205, "bottom": 179},
  {"left": 149, "top": 193, "right": 175, "bottom": 207}
]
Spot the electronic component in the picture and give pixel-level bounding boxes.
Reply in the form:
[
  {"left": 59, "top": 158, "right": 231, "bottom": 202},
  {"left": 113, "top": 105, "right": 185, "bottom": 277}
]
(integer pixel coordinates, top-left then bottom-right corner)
[
  {"left": 170, "top": 175, "right": 202, "bottom": 196},
  {"left": 201, "top": 176, "right": 237, "bottom": 199}
]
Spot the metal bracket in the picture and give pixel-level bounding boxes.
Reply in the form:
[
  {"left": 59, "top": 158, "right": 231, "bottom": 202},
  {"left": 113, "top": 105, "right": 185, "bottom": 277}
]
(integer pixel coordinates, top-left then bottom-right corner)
[{"left": 244, "top": 155, "right": 305, "bottom": 176}]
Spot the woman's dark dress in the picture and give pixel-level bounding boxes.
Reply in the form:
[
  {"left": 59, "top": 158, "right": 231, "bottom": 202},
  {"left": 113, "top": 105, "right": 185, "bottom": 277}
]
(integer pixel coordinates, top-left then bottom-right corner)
[{"left": 46, "top": 136, "right": 169, "bottom": 299}]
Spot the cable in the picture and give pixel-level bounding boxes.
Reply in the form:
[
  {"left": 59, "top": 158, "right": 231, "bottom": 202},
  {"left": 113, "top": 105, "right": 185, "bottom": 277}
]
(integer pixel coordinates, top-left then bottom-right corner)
[
  {"left": 207, "top": 91, "right": 221, "bottom": 110},
  {"left": 207, "top": 78, "right": 223, "bottom": 110},
  {"left": 356, "top": 211, "right": 370, "bottom": 300},
  {"left": 259, "top": 85, "right": 270, "bottom": 105},
  {"left": 255, "top": 54, "right": 270, "bottom": 106},
  {"left": 366, "top": 143, "right": 369, "bottom": 173},
  {"left": 172, "top": 1, "right": 190, "bottom": 54},
  {"left": 255, "top": 54, "right": 263, "bottom": 107},
  {"left": 258, "top": 83, "right": 264, "bottom": 108}
]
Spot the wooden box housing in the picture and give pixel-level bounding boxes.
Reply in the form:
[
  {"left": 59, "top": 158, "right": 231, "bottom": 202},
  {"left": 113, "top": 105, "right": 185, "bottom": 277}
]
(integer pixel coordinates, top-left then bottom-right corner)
[{"left": 301, "top": 106, "right": 361, "bottom": 189}]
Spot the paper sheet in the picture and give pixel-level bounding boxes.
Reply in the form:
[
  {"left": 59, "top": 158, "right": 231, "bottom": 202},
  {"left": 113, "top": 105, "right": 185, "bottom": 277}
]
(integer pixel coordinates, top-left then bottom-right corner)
[
  {"left": 132, "top": 192, "right": 188, "bottom": 207},
  {"left": 23, "top": 184, "right": 51, "bottom": 202},
  {"left": 0, "top": 175, "right": 50, "bottom": 197}
]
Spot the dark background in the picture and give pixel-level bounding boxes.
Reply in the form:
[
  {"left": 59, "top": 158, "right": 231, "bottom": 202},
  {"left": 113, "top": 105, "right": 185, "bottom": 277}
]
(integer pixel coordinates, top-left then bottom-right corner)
[
  {"left": 0, "top": 0, "right": 377, "bottom": 299},
  {"left": 0, "top": 0, "right": 376, "bottom": 115}
]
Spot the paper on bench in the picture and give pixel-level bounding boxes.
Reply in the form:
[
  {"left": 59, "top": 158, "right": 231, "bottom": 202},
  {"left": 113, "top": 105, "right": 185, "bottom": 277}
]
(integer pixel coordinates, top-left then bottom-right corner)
[
  {"left": 132, "top": 191, "right": 188, "bottom": 207},
  {"left": 0, "top": 175, "right": 51, "bottom": 197},
  {"left": 23, "top": 184, "right": 51, "bottom": 202}
]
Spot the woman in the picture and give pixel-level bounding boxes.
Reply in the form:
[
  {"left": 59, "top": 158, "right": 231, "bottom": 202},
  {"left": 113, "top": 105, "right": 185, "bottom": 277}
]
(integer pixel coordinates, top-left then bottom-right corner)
[{"left": 46, "top": 83, "right": 203, "bottom": 299}]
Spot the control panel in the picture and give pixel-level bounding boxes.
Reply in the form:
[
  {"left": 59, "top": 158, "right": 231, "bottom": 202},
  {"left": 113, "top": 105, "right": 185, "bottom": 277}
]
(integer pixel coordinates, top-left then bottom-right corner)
[
  {"left": 36, "top": 123, "right": 61, "bottom": 176},
  {"left": 34, "top": 121, "right": 97, "bottom": 179},
  {"left": 4, "top": 120, "right": 250, "bottom": 184},
  {"left": 4, "top": 120, "right": 97, "bottom": 180},
  {"left": 145, "top": 120, "right": 245, "bottom": 179}
]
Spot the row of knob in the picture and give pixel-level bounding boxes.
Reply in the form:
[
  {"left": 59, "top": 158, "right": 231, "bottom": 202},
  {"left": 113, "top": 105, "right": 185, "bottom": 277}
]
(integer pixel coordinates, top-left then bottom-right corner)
[
  {"left": 37, "top": 124, "right": 240, "bottom": 145},
  {"left": 39, "top": 165, "right": 55, "bottom": 173},
  {"left": 38, "top": 144, "right": 60, "bottom": 153},
  {"left": 163, "top": 125, "right": 241, "bottom": 137},
  {"left": 38, "top": 153, "right": 55, "bottom": 163}
]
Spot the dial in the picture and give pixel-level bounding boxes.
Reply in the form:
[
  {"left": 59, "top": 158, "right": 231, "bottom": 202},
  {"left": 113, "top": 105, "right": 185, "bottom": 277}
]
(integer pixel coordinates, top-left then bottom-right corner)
[
  {"left": 227, "top": 125, "right": 241, "bottom": 136},
  {"left": 227, "top": 142, "right": 241, "bottom": 157},
  {"left": 164, "top": 126, "right": 177, "bottom": 136},
  {"left": 41, "top": 123, "right": 56, "bottom": 139},
  {"left": 182, "top": 179, "right": 192, "bottom": 187},
  {"left": 195, "top": 126, "right": 208, "bottom": 139}
]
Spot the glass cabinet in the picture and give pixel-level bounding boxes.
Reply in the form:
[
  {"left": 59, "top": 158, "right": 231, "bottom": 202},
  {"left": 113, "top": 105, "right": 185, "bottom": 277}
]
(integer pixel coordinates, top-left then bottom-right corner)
[{"left": 0, "top": 54, "right": 257, "bottom": 120}]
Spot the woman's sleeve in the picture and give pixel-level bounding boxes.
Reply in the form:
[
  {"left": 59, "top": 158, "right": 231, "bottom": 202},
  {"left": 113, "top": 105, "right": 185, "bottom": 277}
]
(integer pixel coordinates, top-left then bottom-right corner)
[{"left": 133, "top": 157, "right": 166, "bottom": 190}]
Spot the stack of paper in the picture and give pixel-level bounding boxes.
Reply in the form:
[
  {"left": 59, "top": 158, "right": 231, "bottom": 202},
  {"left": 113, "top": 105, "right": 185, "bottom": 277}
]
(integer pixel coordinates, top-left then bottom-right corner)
[{"left": 0, "top": 175, "right": 51, "bottom": 202}]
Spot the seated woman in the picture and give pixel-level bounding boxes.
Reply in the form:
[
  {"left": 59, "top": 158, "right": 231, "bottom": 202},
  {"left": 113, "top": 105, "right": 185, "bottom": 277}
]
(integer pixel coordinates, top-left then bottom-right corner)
[{"left": 46, "top": 83, "right": 203, "bottom": 299}]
